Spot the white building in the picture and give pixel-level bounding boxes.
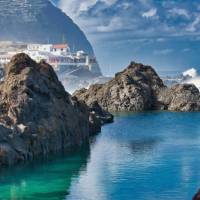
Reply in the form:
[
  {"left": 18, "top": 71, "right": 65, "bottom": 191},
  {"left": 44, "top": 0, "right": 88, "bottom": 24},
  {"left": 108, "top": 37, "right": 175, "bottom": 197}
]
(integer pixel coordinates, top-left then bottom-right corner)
[
  {"left": 51, "top": 44, "right": 70, "bottom": 55},
  {"left": 0, "top": 42, "right": 101, "bottom": 75},
  {"left": 0, "top": 51, "right": 19, "bottom": 67},
  {"left": 27, "top": 44, "right": 52, "bottom": 52}
]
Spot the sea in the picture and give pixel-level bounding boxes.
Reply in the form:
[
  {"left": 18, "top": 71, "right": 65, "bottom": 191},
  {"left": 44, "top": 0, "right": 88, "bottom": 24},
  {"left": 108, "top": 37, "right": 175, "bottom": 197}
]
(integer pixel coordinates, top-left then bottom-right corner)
[{"left": 1, "top": 112, "right": 200, "bottom": 200}]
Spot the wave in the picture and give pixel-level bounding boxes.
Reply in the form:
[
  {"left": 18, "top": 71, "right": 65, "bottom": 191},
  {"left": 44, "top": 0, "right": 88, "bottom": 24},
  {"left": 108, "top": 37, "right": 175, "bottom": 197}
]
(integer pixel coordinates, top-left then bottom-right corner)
[
  {"left": 182, "top": 68, "right": 198, "bottom": 78},
  {"left": 182, "top": 68, "right": 200, "bottom": 90},
  {"left": 184, "top": 77, "right": 200, "bottom": 90}
]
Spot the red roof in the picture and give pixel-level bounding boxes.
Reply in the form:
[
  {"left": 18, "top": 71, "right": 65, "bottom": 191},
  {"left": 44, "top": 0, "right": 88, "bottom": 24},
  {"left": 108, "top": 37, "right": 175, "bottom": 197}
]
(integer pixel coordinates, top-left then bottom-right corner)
[{"left": 52, "top": 44, "right": 69, "bottom": 49}]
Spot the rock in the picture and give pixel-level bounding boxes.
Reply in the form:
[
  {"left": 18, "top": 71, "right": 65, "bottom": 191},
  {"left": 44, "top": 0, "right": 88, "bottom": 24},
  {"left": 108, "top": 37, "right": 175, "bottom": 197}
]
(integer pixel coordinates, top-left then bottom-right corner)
[
  {"left": 71, "top": 97, "right": 113, "bottom": 135},
  {"left": 74, "top": 62, "right": 200, "bottom": 112},
  {"left": 158, "top": 84, "right": 200, "bottom": 111},
  {"left": 193, "top": 190, "right": 200, "bottom": 200},
  {"left": 71, "top": 96, "right": 101, "bottom": 136},
  {"left": 88, "top": 112, "right": 101, "bottom": 136},
  {"left": 0, "top": 53, "right": 110, "bottom": 166},
  {"left": 74, "top": 62, "right": 166, "bottom": 112},
  {"left": 88, "top": 101, "right": 114, "bottom": 125}
]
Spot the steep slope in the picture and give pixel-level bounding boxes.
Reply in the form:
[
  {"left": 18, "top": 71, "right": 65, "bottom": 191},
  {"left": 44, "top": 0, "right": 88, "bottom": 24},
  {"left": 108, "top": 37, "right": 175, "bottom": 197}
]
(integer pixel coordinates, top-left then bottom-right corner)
[
  {"left": 74, "top": 62, "right": 200, "bottom": 112},
  {"left": 0, "top": 0, "right": 93, "bottom": 54},
  {"left": 0, "top": 53, "right": 111, "bottom": 166}
]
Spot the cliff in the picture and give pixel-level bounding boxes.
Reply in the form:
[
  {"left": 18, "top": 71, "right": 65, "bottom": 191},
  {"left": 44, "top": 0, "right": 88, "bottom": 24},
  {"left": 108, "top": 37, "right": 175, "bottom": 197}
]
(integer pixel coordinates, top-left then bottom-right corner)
[
  {"left": 0, "top": 0, "right": 93, "bottom": 55},
  {"left": 74, "top": 62, "right": 200, "bottom": 112},
  {"left": 0, "top": 53, "right": 111, "bottom": 166}
]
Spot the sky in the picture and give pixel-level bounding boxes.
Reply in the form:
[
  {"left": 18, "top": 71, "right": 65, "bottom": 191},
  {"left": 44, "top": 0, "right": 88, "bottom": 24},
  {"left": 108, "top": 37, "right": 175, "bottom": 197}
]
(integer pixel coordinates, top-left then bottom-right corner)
[{"left": 52, "top": 0, "right": 200, "bottom": 76}]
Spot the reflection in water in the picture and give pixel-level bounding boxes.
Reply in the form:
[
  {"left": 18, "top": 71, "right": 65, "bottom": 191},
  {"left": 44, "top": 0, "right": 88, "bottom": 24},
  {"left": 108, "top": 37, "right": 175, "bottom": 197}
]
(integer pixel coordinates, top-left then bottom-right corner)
[
  {"left": 66, "top": 137, "right": 161, "bottom": 200},
  {"left": 33, "top": 191, "right": 69, "bottom": 198},
  {"left": 129, "top": 137, "right": 161, "bottom": 154},
  {"left": 1, "top": 112, "right": 200, "bottom": 200},
  {"left": 0, "top": 146, "right": 91, "bottom": 200},
  {"left": 66, "top": 112, "right": 200, "bottom": 200}
]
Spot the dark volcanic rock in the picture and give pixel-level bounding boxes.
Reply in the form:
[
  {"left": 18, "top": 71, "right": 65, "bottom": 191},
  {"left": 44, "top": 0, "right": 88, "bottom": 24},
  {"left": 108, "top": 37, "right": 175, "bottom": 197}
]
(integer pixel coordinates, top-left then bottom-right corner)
[
  {"left": 88, "top": 101, "right": 114, "bottom": 124},
  {"left": 74, "top": 62, "right": 166, "bottom": 112},
  {"left": 158, "top": 84, "right": 200, "bottom": 111},
  {"left": 0, "top": 53, "right": 107, "bottom": 166},
  {"left": 74, "top": 62, "right": 200, "bottom": 112},
  {"left": 193, "top": 190, "right": 200, "bottom": 200}
]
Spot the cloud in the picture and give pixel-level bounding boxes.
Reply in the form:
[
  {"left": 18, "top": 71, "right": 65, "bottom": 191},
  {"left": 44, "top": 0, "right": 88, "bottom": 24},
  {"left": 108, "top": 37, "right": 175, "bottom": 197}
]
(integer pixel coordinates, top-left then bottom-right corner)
[
  {"left": 182, "top": 48, "right": 191, "bottom": 52},
  {"left": 97, "top": 17, "right": 123, "bottom": 32},
  {"left": 57, "top": 0, "right": 200, "bottom": 40},
  {"left": 187, "top": 15, "right": 200, "bottom": 32},
  {"left": 58, "top": 0, "right": 97, "bottom": 18},
  {"left": 153, "top": 49, "right": 174, "bottom": 55},
  {"left": 142, "top": 8, "right": 157, "bottom": 18},
  {"left": 138, "top": 0, "right": 153, "bottom": 8},
  {"left": 58, "top": 0, "right": 117, "bottom": 19},
  {"left": 53, "top": 0, "right": 200, "bottom": 75},
  {"left": 168, "top": 8, "right": 190, "bottom": 19},
  {"left": 156, "top": 38, "right": 166, "bottom": 42},
  {"left": 119, "top": 2, "right": 132, "bottom": 10}
]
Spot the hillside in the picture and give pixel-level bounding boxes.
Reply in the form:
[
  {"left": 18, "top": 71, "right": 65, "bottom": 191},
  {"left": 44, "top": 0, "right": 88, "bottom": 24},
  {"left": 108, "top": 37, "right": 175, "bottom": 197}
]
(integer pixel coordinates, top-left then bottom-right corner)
[{"left": 0, "top": 0, "right": 94, "bottom": 54}]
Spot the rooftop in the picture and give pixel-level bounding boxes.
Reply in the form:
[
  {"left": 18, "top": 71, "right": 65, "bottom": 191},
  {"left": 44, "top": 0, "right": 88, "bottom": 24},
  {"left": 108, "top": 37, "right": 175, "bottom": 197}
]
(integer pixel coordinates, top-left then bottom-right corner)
[{"left": 52, "top": 44, "right": 69, "bottom": 49}]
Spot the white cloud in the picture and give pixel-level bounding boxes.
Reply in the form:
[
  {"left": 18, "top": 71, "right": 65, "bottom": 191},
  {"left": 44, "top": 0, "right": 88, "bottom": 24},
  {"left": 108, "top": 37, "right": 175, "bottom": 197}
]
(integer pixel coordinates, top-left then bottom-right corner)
[
  {"left": 187, "top": 15, "right": 200, "bottom": 32},
  {"left": 57, "top": 0, "right": 200, "bottom": 39},
  {"left": 168, "top": 8, "right": 190, "bottom": 19},
  {"left": 58, "top": 0, "right": 97, "bottom": 19},
  {"left": 156, "top": 38, "right": 166, "bottom": 42},
  {"left": 119, "top": 2, "right": 132, "bottom": 10},
  {"left": 97, "top": 17, "right": 123, "bottom": 32},
  {"left": 153, "top": 49, "right": 174, "bottom": 55},
  {"left": 138, "top": 0, "right": 153, "bottom": 8},
  {"left": 142, "top": 8, "right": 157, "bottom": 18},
  {"left": 58, "top": 0, "right": 117, "bottom": 19},
  {"left": 101, "top": 0, "right": 117, "bottom": 6},
  {"left": 182, "top": 48, "right": 191, "bottom": 52}
]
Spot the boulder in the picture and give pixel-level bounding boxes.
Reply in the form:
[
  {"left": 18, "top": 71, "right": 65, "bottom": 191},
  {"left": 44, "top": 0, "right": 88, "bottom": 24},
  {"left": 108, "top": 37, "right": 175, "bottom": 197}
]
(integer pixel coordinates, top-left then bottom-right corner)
[
  {"left": 88, "top": 101, "right": 114, "bottom": 124},
  {"left": 74, "top": 62, "right": 200, "bottom": 112},
  {"left": 0, "top": 53, "right": 110, "bottom": 166},
  {"left": 74, "top": 62, "right": 166, "bottom": 112},
  {"left": 158, "top": 84, "right": 200, "bottom": 111}
]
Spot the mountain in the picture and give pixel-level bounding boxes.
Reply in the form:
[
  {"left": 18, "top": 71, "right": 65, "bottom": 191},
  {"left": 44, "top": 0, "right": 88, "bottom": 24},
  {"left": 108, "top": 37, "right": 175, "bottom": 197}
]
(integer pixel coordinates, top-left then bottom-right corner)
[{"left": 0, "top": 0, "right": 94, "bottom": 54}]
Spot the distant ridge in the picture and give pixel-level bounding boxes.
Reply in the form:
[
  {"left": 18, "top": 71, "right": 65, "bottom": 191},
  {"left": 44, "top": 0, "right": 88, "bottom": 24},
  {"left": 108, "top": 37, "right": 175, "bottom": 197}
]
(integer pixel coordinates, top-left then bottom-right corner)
[{"left": 0, "top": 0, "right": 94, "bottom": 54}]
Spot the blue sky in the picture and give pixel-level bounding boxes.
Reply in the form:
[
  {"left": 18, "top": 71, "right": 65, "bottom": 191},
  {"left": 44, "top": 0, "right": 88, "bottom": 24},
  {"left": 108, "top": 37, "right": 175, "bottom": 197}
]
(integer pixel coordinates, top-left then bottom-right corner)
[{"left": 52, "top": 0, "right": 200, "bottom": 76}]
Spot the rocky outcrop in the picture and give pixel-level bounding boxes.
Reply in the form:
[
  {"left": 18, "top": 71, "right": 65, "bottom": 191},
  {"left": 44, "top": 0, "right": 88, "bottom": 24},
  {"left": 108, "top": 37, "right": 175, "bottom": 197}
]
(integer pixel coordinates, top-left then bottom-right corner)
[
  {"left": 0, "top": 53, "right": 109, "bottom": 166},
  {"left": 74, "top": 62, "right": 200, "bottom": 112},
  {"left": 88, "top": 101, "right": 114, "bottom": 124},
  {"left": 74, "top": 62, "right": 166, "bottom": 112},
  {"left": 158, "top": 84, "right": 200, "bottom": 111},
  {"left": 193, "top": 190, "right": 200, "bottom": 200},
  {"left": 71, "top": 97, "right": 113, "bottom": 136}
]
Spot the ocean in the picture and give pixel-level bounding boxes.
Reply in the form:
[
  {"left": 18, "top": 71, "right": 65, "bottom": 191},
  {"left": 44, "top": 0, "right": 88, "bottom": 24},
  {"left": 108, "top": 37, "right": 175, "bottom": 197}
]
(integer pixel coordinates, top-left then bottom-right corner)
[{"left": 0, "top": 112, "right": 200, "bottom": 200}]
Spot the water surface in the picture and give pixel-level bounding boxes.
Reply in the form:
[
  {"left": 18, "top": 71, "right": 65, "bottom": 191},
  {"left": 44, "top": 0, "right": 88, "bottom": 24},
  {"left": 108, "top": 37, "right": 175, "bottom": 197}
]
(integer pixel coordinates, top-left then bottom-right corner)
[{"left": 1, "top": 112, "right": 200, "bottom": 200}]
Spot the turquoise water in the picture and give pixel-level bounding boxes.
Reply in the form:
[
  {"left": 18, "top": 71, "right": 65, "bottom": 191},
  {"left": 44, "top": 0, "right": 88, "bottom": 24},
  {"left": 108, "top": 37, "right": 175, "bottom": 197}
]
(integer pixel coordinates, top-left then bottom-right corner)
[{"left": 1, "top": 112, "right": 200, "bottom": 200}]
